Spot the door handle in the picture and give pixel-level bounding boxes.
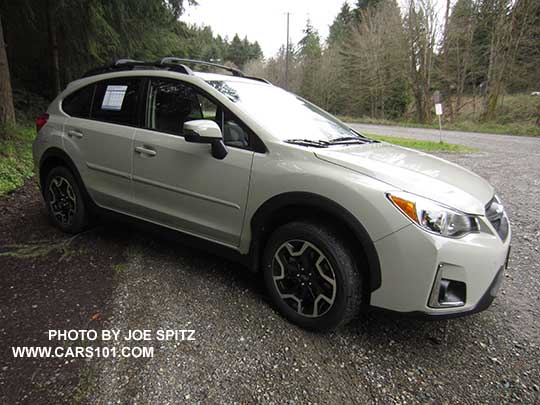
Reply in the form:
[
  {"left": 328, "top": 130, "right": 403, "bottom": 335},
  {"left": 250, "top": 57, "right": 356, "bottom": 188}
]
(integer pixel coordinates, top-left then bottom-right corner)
[
  {"left": 67, "top": 129, "right": 84, "bottom": 139},
  {"left": 135, "top": 146, "right": 157, "bottom": 157}
]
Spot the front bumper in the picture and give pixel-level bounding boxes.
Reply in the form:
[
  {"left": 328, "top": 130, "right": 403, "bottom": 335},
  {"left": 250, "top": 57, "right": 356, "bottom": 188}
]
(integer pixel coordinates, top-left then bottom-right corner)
[{"left": 369, "top": 218, "right": 511, "bottom": 318}]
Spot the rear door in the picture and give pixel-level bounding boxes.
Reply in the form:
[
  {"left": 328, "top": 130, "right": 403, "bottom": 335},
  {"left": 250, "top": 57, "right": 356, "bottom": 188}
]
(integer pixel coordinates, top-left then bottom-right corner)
[
  {"left": 62, "top": 77, "right": 142, "bottom": 211},
  {"left": 131, "top": 78, "right": 254, "bottom": 248}
]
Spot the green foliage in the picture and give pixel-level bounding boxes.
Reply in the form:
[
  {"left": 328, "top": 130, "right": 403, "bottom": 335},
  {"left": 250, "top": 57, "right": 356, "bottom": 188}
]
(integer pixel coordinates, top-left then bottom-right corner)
[
  {"left": 354, "top": 0, "right": 383, "bottom": 22},
  {"left": 0, "top": 125, "right": 35, "bottom": 195},
  {"left": 12, "top": 89, "right": 49, "bottom": 125},
  {"left": 298, "top": 20, "right": 322, "bottom": 103},
  {"left": 226, "top": 34, "right": 262, "bottom": 68},
  {"left": 338, "top": 96, "right": 540, "bottom": 137},
  {"left": 328, "top": 2, "right": 353, "bottom": 46},
  {"left": 385, "top": 78, "right": 411, "bottom": 120},
  {"left": 2, "top": 0, "right": 261, "bottom": 101}
]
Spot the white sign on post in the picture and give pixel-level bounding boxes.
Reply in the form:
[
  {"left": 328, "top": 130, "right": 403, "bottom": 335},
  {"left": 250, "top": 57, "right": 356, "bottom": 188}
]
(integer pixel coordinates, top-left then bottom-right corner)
[{"left": 435, "top": 102, "right": 443, "bottom": 143}]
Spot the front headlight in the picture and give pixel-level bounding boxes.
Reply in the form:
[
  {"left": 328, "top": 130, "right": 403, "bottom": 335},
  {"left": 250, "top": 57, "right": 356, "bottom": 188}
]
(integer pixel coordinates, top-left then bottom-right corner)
[{"left": 387, "top": 192, "right": 480, "bottom": 238}]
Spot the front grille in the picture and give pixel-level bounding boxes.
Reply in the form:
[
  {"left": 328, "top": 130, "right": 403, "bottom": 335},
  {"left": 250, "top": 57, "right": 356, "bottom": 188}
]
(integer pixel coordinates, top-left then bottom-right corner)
[{"left": 485, "top": 197, "right": 509, "bottom": 240}]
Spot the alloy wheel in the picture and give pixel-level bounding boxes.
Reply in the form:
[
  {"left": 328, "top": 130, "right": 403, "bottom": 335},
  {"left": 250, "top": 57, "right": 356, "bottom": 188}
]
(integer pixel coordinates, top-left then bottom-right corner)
[
  {"left": 48, "top": 176, "right": 77, "bottom": 225},
  {"left": 272, "top": 240, "right": 337, "bottom": 318}
]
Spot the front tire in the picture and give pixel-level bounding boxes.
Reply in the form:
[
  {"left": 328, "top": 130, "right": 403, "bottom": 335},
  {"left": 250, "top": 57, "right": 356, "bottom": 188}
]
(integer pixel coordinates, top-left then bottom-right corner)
[
  {"left": 262, "top": 221, "right": 363, "bottom": 331},
  {"left": 44, "top": 166, "right": 88, "bottom": 234}
]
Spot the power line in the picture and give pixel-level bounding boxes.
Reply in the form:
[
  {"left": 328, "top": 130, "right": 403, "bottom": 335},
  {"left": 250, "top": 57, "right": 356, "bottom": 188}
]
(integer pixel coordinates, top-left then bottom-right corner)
[{"left": 285, "top": 12, "right": 290, "bottom": 90}]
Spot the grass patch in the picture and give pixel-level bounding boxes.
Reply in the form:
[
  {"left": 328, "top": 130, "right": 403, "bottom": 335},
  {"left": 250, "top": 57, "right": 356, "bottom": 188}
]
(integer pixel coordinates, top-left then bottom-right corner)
[
  {"left": 73, "top": 367, "right": 97, "bottom": 403},
  {"left": 367, "top": 134, "right": 476, "bottom": 153},
  {"left": 114, "top": 263, "right": 127, "bottom": 275},
  {"left": 0, "top": 124, "right": 35, "bottom": 195}
]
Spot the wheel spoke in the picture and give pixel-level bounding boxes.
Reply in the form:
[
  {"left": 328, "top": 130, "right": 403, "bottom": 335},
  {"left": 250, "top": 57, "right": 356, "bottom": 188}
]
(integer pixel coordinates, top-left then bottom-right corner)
[{"left": 316, "top": 256, "right": 336, "bottom": 288}]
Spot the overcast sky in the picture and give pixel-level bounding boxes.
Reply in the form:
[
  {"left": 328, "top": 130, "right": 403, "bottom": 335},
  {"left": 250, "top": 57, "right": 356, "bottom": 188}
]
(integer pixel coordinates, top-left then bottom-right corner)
[{"left": 182, "top": 0, "right": 447, "bottom": 58}]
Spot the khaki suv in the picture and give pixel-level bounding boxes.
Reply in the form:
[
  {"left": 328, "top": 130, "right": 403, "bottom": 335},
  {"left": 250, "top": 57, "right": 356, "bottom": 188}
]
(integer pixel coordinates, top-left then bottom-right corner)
[{"left": 33, "top": 58, "right": 511, "bottom": 331}]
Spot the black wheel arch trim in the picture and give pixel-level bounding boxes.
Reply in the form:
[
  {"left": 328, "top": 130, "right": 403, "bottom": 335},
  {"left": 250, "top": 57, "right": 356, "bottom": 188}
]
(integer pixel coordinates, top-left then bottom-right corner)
[
  {"left": 38, "top": 147, "right": 95, "bottom": 209},
  {"left": 249, "top": 191, "right": 382, "bottom": 292}
]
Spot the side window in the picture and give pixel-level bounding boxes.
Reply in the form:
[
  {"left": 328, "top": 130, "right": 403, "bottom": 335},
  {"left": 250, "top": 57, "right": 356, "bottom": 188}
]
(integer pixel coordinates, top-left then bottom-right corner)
[
  {"left": 145, "top": 78, "right": 252, "bottom": 149},
  {"left": 223, "top": 110, "right": 251, "bottom": 149},
  {"left": 146, "top": 78, "right": 219, "bottom": 134},
  {"left": 62, "top": 85, "right": 95, "bottom": 118},
  {"left": 91, "top": 78, "right": 140, "bottom": 126},
  {"left": 200, "top": 97, "right": 218, "bottom": 120}
]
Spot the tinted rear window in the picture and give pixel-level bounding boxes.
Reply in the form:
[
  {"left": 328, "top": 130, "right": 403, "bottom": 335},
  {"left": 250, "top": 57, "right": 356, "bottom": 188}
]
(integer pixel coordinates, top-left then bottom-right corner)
[
  {"left": 91, "top": 78, "right": 141, "bottom": 126},
  {"left": 62, "top": 85, "right": 95, "bottom": 118}
]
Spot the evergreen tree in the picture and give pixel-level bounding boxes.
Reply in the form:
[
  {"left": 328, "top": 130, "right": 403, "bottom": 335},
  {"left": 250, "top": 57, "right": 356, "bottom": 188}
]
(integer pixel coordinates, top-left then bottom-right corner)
[
  {"left": 353, "top": 0, "right": 383, "bottom": 22},
  {"left": 328, "top": 2, "right": 353, "bottom": 46},
  {"left": 0, "top": 0, "right": 262, "bottom": 107},
  {"left": 298, "top": 19, "right": 322, "bottom": 104},
  {"left": 227, "top": 34, "right": 247, "bottom": 68}
]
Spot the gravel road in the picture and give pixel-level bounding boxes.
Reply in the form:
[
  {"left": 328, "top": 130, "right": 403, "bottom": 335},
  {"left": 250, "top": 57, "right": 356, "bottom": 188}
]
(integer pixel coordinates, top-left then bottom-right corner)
[
  {"left": 90, "top": 125, "right": 539, "bottom": 404},
  {"left": 2, "top": 125, "right": 539, "bottom": 404}
]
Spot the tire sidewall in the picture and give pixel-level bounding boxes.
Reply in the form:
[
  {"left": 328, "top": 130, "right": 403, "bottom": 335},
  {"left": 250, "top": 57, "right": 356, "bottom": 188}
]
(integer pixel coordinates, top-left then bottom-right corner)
[
  {"left": 45, "top": 166, "right": 87, "bottom": 233},
  {"left": 262, "top": 222, "right": 360, "bottom": 331}
]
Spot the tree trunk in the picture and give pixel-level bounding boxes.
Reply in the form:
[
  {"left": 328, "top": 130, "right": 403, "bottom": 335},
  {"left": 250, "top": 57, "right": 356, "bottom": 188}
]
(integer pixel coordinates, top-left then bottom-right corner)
[
  {"left": 482, "top": 32, "right": 497, "bottom": 121},
  {"left": 46, "top": 0, "right": 61, "bottom": 96},
  {"left": 0, "top": 15, "right": 16, "bottom": 128}
]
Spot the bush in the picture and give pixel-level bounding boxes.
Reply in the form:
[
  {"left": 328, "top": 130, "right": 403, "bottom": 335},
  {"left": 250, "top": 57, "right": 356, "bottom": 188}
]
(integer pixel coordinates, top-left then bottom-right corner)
[
  {"left": 12, "top": 88, "right": 50, "bottom": 125},
  {"left": 0, "top": 125, "right": 36, "bottom": 195}
]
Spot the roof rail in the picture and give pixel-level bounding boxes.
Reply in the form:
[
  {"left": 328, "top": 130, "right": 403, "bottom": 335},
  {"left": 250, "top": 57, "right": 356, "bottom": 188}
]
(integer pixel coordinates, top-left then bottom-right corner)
[
  {"left": 82, "top": 58, "right": 271, "bottom": 85},
  {"left": 160, "top": 57, "right": 245, "bottom": 77},
  {"left": 82, "top": 59, "right": 192, "bottom": 78}
]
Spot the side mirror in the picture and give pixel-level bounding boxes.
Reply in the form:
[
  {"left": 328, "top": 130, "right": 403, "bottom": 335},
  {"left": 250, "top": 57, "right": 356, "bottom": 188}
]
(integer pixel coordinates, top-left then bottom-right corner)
[{"left": 184, "top": 120, "right": 228, "bottom": 160}]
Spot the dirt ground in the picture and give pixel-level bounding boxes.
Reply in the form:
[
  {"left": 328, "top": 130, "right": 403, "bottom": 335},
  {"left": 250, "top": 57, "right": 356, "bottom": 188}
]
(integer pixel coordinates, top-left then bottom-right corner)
[{"left": 0, "top": 180, "right": 129, "bottom": 403}]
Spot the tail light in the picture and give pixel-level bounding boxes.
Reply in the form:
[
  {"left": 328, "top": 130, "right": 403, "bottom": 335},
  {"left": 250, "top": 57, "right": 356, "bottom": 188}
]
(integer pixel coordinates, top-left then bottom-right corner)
[{"left": 36, "top": 113, "right": 49, "bottom": 133}]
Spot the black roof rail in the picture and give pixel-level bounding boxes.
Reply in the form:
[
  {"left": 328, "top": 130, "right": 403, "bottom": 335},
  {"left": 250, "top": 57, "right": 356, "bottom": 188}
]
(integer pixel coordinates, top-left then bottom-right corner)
[
  {"left": 82, "top": 59, "right": 193, "bottom": 78},
  {"left": 82, "top": 58, "right": 271, "bottom": 85},
  {"left": 160, "top": 57, "right": 245, "bottom": 77}
]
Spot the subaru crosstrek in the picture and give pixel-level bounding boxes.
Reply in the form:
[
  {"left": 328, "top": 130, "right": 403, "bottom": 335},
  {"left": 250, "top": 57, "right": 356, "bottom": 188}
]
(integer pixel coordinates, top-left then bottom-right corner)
[{"left": 33, "top": 58, "right": 511, "bottom": 331}]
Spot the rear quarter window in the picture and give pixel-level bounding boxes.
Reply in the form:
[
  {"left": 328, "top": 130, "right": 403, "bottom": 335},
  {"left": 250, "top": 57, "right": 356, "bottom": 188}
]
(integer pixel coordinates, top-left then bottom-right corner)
[
  {"left": 91, "top": 78, "right": 141, "bottom": 126},
  {"left": 62, "top": 84, "right": 95, "bottom": 118}
]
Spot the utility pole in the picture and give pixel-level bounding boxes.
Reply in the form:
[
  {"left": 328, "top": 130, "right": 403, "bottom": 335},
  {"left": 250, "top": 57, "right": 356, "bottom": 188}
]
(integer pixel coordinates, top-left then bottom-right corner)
[{"left": 285, "top": 12, "right": 290, "bottom": 90}]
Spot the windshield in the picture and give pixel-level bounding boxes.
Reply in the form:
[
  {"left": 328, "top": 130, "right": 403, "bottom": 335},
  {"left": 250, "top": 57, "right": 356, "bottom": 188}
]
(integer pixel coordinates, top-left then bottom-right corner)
[{"left": 208, "top": 80, "right": 365, "bottom": 143}]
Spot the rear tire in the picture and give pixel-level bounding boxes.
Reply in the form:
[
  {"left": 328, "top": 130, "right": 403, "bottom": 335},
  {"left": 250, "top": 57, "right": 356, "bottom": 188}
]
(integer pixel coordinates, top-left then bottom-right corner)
[
  {"left": 262, "top": 221, "right": 363, "bottom": 331},
  {"left": 44, "top": 166, "right": 88, "bottom": 234}
]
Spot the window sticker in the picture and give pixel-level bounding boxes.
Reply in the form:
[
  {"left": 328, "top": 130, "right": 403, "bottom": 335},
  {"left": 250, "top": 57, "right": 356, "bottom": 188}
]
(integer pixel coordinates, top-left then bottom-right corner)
[{"left": 101, "top": 85, "right": 128, "bottom": 111}]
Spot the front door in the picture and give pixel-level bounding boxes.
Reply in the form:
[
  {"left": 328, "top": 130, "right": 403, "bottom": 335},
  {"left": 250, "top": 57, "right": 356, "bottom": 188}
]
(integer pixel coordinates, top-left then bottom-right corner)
[{"left": 131, "top": 78, "right": 254, "bottom": 248}]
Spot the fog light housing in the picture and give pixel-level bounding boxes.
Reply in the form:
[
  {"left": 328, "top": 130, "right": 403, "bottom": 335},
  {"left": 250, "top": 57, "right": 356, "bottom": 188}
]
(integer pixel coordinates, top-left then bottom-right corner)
[{"left": 429, "top": 265, "right": 466, "bottom": 308}]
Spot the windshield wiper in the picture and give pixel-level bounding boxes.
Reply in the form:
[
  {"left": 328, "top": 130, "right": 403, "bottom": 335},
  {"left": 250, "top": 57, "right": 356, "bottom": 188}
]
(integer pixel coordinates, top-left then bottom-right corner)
[
  {"left": 285, "top": 139, "right": 330, "bottom": 148},
  {"left": 329, "top": 136, "right": 377, "bottom": 144}
]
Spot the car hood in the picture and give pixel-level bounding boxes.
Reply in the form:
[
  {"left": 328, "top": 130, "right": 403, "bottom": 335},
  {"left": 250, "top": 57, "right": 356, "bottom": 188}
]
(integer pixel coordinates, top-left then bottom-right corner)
[{"left": 315, "top": 142, "right": 493, "bottom": 215}]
